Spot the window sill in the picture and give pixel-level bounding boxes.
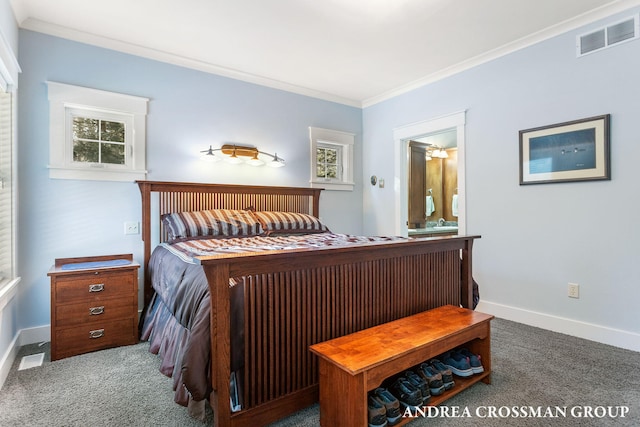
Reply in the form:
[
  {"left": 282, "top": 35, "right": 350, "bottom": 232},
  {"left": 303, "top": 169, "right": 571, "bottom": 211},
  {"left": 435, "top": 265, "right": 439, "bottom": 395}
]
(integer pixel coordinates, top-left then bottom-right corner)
[
  {"left": 0, "top": 277, "right": 21, "bottom": 313},
  {"left": 310, "top": 180, "right": 354, "bottom": 191},
  {"left": 48, "top": 166, "right": 147, "bottom": 182}
]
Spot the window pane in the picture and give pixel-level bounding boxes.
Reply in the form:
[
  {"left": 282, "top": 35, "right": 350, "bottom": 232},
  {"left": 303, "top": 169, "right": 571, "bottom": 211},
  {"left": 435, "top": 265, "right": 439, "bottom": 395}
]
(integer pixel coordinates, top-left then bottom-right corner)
[
  {"left": 326, "top": 165, "right": 338, "bottom": 178},
  {"left": 73, "top": 140, "right": 99, "bottom": 162},
  {"left": 317, "top": 164, "right": 326, "bottom": 178},
  {"left": 325, "top": 149, "right": 337, "bottom": 164},
  {"left": 317, "top": 148, "right": 326, "bottom": 163},
  {"left": 101, "top": 120, "right": 125, "bottom": 142},
  {"left": 73, "top": 117, "right": 98, "bottom": 140},
  {"left": 101, "top": 142, "right": 125, "bottom": 165}
]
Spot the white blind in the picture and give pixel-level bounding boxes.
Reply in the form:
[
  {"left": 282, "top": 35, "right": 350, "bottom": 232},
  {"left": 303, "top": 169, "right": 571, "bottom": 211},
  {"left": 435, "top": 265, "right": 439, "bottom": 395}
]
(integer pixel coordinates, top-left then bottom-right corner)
[{"left": 0, "top": 90, "right": 12, "bottom": 281}]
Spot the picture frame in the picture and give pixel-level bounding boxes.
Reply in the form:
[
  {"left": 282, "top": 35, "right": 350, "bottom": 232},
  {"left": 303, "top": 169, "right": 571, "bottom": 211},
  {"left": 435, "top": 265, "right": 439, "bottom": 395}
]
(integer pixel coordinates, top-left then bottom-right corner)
[{"left": 519, "top": 114, "right": 610, "bottom": 185}]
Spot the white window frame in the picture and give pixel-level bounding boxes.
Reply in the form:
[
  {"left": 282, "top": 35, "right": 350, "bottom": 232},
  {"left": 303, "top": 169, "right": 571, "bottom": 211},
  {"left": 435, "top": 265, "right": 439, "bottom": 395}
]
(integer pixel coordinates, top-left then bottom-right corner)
[
  {"left": 0, "top": 89, "right": 19, "bottom": 311},
  {"left": 47, "top": 81, "right": 148, "bottom": 181},
  {"left": 309, "top": 127, "right": 354, "bottom": 191},
  {"left": 0, "top": 30, "right": 20, "bottom": 310}
]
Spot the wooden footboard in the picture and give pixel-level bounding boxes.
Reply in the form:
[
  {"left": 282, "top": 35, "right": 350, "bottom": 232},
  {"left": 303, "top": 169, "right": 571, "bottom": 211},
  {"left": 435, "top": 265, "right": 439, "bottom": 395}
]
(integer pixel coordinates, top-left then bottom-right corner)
[
  {"left": 199, "top": 235, "right": 478, "bottom": 426},
  {"left": 137, "top": 181, "right": 479, "bottom": 426}
]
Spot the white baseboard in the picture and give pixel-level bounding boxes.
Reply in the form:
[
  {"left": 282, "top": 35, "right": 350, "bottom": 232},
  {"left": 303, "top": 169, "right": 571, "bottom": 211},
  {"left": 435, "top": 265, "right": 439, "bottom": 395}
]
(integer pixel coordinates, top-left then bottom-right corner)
[
  {"left": 476, "top": 300, "right": 640, "bottom": 353},
  {"left": 0, "top": 333, "right": 19, "bottom": 391},
  {"left": 18, "top": 325, "right": 50, "bottom": 347},
  {"left": 0, "top": 324, "right": 50, "bottom": 391}
]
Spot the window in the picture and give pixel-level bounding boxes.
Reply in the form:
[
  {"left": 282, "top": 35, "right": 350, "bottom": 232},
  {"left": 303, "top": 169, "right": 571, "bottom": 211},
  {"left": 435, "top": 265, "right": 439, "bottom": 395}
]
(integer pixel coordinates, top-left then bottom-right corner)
[
  {"left": 70, "top": 110, "right": 129, "bottom": 165},
  {"left": 0, "top": 87, "right": 19, "bottom": 308},
  {"left": 316, "top": 145, "right": 341, "bottom": 180},
  {"left": 309, "top": 127, "right": 354, "bottom": 191},
  {"left": 47, "top": 82, "right": 148, "bottom": 181},
  {"left": 0, "top": 26, "right": 21, "bottom": 309}
]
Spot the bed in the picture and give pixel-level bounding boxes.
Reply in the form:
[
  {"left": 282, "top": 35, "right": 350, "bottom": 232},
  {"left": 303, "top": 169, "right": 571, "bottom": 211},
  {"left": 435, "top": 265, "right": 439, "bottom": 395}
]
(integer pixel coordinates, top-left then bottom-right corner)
[{"left": 136, "top": 180, "right": 479, "bottom": 426}]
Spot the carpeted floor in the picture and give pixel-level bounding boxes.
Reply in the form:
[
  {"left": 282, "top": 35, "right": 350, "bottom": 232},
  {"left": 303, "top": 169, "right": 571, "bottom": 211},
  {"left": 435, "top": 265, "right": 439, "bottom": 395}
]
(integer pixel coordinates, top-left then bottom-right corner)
[{"left": 0, "top": 318, "right": 638, "bottom": 426}]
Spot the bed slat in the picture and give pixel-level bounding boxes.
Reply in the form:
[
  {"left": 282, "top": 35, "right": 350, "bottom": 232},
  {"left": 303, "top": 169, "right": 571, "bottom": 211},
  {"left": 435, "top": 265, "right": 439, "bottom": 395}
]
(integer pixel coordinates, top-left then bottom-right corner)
[{"left": 238, "top": 250, "right": 459, "bottom": 408}]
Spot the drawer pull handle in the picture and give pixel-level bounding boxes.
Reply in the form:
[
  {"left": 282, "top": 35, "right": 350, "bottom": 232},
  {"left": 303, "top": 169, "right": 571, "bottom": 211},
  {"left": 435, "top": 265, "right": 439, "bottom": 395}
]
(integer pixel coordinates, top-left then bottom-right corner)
[
  {"left": 89, "top": 329, "right": 105, "bottom": 339},
  {"left": 89, "top": 306, "right": 105, "bottom": 316},
  {"left": 88, "top": 284, "right": 105, "bottom": 293}
]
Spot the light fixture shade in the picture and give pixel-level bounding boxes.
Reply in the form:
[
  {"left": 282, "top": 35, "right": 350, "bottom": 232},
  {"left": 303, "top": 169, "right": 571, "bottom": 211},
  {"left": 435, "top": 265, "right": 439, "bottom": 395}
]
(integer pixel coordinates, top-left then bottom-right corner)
[
  {"left": 439, "top": 149, "right": 449, "bottom": 158},
  {"left": 246, "top": 153, "right": 265, "bottom": 166},
  {"left": 224, "top": 154, "right": 244, "bottom": 165},
  {"left": 431, "top": 148, "right": 441, "bottom": 158}
]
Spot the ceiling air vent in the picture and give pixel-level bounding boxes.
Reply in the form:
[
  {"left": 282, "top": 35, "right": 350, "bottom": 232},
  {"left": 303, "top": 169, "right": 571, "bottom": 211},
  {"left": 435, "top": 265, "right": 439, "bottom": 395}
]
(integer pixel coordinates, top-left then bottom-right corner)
[{"left": 577, "top": 14, "right": 639, "bottom": 56}]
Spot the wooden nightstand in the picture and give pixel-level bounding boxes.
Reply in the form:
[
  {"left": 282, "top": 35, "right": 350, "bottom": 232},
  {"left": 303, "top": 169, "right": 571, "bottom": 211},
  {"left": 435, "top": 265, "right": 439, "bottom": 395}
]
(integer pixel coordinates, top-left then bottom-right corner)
[{"left": 48, "top": 254, "right": 140, "bottom": 361}]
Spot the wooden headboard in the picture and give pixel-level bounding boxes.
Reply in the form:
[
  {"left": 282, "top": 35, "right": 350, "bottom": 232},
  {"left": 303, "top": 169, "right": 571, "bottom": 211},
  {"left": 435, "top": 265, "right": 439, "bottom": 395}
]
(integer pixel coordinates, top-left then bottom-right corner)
[{"left": 136, "top": 180, "right": 323, "bottom": 306}]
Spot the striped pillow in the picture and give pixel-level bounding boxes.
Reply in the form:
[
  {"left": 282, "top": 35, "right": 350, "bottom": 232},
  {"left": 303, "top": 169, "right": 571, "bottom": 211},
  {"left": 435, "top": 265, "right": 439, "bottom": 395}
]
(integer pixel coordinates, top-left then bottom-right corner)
[
  {"left": 251, "top": 211, "right": 329, "bottom": 235},
  {"left": 162, "top": 209, "right": 263, "bottom": 241}
]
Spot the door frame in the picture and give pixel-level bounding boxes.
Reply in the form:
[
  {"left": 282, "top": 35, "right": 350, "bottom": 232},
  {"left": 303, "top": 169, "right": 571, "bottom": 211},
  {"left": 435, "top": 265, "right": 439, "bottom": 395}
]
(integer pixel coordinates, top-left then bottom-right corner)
[{"left": 393, "top": 111, "right": 466, "bottom": 236}]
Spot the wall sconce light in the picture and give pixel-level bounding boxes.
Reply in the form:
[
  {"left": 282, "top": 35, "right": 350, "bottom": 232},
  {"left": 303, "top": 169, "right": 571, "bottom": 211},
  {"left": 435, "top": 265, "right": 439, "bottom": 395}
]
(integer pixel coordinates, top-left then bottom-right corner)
[{"left": 200, "top": 144, "right": 285, "bottom": 167}]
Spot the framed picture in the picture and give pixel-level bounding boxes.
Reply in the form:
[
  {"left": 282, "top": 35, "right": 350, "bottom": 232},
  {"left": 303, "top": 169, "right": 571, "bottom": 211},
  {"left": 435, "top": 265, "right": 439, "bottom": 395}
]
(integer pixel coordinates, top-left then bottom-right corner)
[{"left": 519, "top": 114, "right": 610, "bottom": 185}]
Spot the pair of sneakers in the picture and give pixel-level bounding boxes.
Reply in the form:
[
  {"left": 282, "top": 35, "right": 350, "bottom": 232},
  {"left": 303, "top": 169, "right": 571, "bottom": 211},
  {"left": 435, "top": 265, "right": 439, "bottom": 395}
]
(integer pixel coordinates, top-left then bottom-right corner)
[
  {"left": 417, "top": 363, "right": 447, "bottom": 395},
  {"left": 427, "top": 359, "right": 456, "bottom": 390},
  {"left": 389, "top": 376, "right": 424, "bottom": 410},
  {"left": 369, "top": 388, "right": 402, "bottom": 427},
  {"left": 441, "top": 348, "right": 484, "bottom": 377}
]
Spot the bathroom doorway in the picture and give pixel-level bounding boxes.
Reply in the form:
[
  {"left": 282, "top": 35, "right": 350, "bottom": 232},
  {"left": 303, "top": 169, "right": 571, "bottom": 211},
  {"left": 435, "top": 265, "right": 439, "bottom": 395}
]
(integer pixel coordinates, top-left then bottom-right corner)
[
  {"left": 392, "top": 111, "right": 466, "bottom": 237},
  {"left": 407, "top": 130, "right": 458, "bottom": 237}
]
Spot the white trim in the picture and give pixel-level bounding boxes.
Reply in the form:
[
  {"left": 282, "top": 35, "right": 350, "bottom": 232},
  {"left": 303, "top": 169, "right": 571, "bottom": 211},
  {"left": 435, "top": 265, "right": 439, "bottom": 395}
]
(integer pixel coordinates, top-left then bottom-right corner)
[
  {"left": 362, "top": 0, "right": 640, "bottom": 107},
  {"left": 309, "top": 127, "right": 355, "bottom": 191},
  {"left": 20, "top": 1, "right": 640, "bottom": 107},
  {"left": 48, "top": 166, "right": 147, "bottom": 182},
  {"left": 393, "top": 111, "right": 466, "bottom": 237},
  {"left": 21, "top": 18, "right": 360, "bottom": 108},
  {"left": 18, "top": 324, "right": 50, "bottom": 347},
  {"left": 0, "top": 277, "right": 20, "bottom": 313},
  {"left": 46, "top": 81, "right": 148, "bottom": 182},
  {"left": 0, "top": 332, "right": 19, "bottom": 390},
  {"left": 476, "top": 300, "right": 640, "bottom": 352},
  {"left": 0, "top": 27, "right": 20, "bottom": 92},
  {"left": 0, "top": 324, "right": 50, "bottom": 391}
]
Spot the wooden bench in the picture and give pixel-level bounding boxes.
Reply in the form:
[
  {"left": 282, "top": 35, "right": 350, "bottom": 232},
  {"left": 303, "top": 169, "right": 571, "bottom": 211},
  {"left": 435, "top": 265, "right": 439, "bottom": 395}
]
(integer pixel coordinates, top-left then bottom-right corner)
[{"left": 309, "top": 305, "right": 494, "bottom": 427}]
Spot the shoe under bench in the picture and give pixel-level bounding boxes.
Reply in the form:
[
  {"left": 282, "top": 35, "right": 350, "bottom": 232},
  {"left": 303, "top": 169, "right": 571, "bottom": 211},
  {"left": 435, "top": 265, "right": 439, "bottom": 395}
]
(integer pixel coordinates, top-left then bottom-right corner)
[{"left": 309, "top": 304, "right": 494, "bottom": 427}]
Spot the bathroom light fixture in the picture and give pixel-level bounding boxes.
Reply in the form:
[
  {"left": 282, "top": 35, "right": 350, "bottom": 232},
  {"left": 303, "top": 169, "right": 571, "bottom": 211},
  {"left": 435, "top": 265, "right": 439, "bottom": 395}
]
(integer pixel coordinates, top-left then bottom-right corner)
[
  {"left": 200, "top": 144, "right": 285, "bottom": 167},
  {"left": 425, "top": 145, "right": 448, "bottom": 160}
]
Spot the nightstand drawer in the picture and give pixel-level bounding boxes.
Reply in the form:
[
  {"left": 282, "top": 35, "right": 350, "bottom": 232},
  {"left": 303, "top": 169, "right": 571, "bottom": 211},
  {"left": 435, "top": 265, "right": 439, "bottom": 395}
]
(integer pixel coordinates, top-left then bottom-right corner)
[
  {"left": 55, "top": 296, "right": 135, "bottom": 327},
  {"left": 54, "top": 318, "right": 136, "bottom": 359},
  {"left": 54, "top": 271, "right": 135, "bottom": 304}
]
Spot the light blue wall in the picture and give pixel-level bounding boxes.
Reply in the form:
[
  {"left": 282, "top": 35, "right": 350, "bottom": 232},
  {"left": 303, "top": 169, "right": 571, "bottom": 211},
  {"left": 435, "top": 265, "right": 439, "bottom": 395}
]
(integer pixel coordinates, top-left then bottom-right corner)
[
  {"left": 10, "top": 6, "right": 640, "bottom": 352},
  {"left": 16, "top": 30, "right": 363, "bottom": 330},
  {"left": 362, "top": 7, "right": 640, "bottom": 341}
]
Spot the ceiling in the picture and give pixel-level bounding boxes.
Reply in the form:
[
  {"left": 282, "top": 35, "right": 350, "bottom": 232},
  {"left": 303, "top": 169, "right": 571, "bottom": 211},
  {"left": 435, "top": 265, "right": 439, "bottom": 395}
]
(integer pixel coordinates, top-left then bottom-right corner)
[{"left": 10, "top": 0, "right": 638, "bottom": 106}]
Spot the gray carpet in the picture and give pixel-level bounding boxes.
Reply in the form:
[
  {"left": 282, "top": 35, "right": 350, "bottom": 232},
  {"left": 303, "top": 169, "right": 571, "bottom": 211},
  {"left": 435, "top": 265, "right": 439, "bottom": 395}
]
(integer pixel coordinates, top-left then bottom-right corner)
[{"left": 0, "top": 318, "right": 638, "bottom": 426}]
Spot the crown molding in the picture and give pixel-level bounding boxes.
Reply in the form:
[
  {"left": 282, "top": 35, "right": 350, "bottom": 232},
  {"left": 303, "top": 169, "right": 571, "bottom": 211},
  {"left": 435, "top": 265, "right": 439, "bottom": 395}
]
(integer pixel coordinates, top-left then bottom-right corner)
[
  {"left": 19, "top": 18, "right": 361, "bottom": 108},
  {"left": 0, "top": 25, "right": 20, "bottom": 91},
  {"left": 18, "top": 0, "right": 640, "bottom": 109},
  {"left": 362, "top": 0, "right": 640, "bottom": 107}
]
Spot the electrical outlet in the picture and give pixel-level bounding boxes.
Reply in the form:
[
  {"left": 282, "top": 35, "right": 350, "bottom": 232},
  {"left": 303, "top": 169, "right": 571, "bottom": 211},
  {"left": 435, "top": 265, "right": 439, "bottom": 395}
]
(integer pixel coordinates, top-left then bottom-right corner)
[
  {"left": 124, "top": 221, "right": 139, "bottom": 235},
  {"left": 568, "top": 283, "right": 580, "bottom": 299}
]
